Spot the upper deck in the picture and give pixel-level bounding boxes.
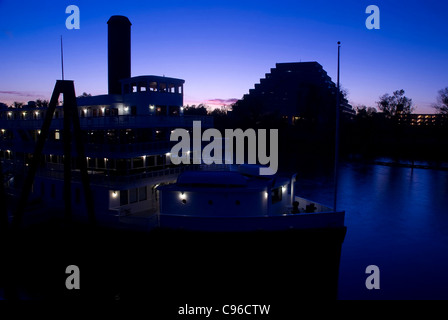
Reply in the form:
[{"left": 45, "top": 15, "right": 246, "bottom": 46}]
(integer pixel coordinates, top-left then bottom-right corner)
[
  {"left": 1, "top": 74, "right": 196, "bottom": 126},
  {"left": 0, "top": 75, "right": 211, "bottom": 130},
  {"left": 0, "top": 112, "right": 212, "bottom": 130}
]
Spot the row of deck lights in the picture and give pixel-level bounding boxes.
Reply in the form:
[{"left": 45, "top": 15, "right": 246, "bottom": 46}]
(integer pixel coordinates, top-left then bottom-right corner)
[
  {"left": 6, "top": 105, "right": 185, "bottom": 118},
  {"left": 6, "top": 111, "right": 40, "bottom": 117},
  {"left": 82, "top": 107, "right": 106, "bottom": 114}
]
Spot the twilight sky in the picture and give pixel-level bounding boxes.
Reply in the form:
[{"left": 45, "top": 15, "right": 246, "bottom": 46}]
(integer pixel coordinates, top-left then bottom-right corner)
[{"left": 0, "top": 0, "right": 447, "bottom": 113}]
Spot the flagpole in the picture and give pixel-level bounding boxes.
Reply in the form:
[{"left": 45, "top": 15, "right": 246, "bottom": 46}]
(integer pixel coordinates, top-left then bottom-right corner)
[
  {"left": 61, "top": 36, "right": 65, "bottom": 80},
  {"left": 333, "top": 41, "right": 341, "bottom": 212}
]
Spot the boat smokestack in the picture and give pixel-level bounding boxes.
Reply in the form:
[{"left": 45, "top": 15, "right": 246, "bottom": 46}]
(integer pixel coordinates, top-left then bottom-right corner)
[{"left": 107, "top": 15, "right": 131, "bottom": 95}]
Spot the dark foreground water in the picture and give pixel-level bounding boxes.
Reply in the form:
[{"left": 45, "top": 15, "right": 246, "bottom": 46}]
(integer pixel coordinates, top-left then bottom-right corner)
[{"left": 297, "top": 160, "right": 448, "bottom": 299}]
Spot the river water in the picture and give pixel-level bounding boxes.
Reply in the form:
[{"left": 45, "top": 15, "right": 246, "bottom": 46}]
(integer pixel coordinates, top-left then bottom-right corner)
[{"left": 296, "top": 160, "right": 448, "bottom": 299}]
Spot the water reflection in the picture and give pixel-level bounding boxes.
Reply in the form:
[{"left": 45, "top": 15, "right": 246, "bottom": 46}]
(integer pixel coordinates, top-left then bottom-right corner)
[{"left": 322, "top": 161, "right": 448, "bottom": 299}]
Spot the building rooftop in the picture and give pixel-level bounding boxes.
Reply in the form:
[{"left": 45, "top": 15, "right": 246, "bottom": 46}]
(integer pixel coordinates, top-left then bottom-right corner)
[
  {"left": 121, "top": 75, "right": 185, "bottom": 85},
  {"left": 160, "top": 166, "right": 291, "bottom": 191}
]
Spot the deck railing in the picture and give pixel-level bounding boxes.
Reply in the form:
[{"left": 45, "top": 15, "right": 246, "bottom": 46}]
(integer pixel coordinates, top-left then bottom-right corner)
[
  {"left": 0, "top": 114, "right": 213, "bottom": 129},
  {"left": 1, "top": 140, "right": 174, "bottom": 156},
  {"left": 34, "top": 164, "right": 229, "bottom": 187}
]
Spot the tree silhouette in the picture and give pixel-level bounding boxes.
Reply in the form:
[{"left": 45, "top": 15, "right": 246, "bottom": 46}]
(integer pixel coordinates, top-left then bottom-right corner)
[
  {"left": 208, "top": 105, "right": 231, "bottom": 129},
  {"left": 12, "top": 101, "right": 24, "bottom": 108},
  {"left": 377, "top": 89, "right": 414, "bottom": 117},
  {"left": 77, "top": 92, "right": 92, "bottom": 98},
  {"left": 35, "top": 99, "right": 49, "bottom": 108},
  {"left": 432, "top": 87, "right": 448, "bottom": 114},
  {"left": 183, "top": 104, "right": 208, "bottom": 116},
  {"left": 208, "top": 105, "right": 228, "bottom": 117},
  {"left": 356, "top": 105, "right": 377, "bottom": 119}
]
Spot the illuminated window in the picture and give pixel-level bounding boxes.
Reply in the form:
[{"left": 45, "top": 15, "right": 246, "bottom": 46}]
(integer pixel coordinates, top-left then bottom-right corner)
[{"left": 55, "top": 130, "right": 60, "bottom": 140}]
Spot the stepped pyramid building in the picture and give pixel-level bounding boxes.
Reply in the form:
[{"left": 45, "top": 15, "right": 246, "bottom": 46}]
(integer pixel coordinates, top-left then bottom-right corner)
[{"left": 233, "top": 62, "right": 354, "bottom": 126}]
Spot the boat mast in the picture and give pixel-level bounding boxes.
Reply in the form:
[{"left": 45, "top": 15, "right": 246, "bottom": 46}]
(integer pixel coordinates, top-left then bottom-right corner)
[{"left": 333, "top": 41, "right": 341, "bottom": 212}]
